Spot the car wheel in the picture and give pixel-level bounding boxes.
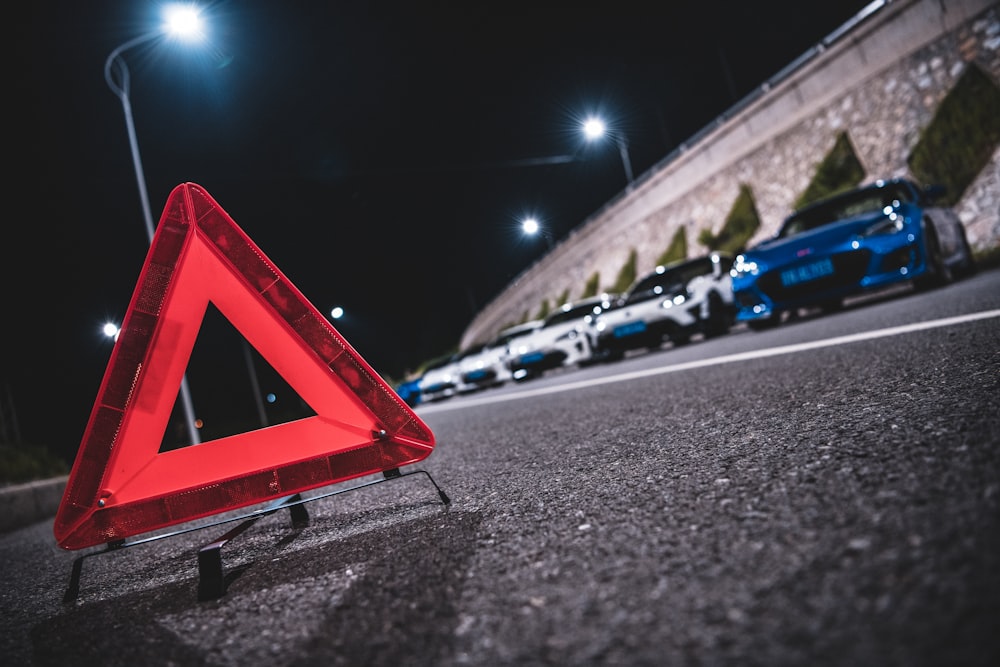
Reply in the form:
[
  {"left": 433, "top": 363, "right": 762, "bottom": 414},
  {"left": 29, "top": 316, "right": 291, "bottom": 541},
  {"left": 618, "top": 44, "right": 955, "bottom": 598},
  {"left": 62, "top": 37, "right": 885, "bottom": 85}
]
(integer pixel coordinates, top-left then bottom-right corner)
[
  {"left": 668, "top": 332, "right": 691, "bottom": 347},
  {"left": 747, "top": 314, "right": 780, "bottom": 331},
  {"left": 702, "top": 291, "right": 731, "bottom": 338},
  {"left": 956, "top": 225, "right": 977, "bottom": 278},
  {"left": 602, "top": 349, "right": 625, "bottom": 362},
  {"left": 819, "top": 298, "right": 843, "bottom": 314},
  {"left": 915, "top": 222, "right": 953, "bottom": 290}
]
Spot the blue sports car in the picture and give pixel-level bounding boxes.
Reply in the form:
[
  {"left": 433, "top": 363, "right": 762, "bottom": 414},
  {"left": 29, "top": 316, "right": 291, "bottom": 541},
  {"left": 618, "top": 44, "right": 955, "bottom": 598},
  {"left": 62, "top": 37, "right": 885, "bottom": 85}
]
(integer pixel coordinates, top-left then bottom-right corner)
[{"left": 730, "top": 179, "right": 975, "bottom": 329}]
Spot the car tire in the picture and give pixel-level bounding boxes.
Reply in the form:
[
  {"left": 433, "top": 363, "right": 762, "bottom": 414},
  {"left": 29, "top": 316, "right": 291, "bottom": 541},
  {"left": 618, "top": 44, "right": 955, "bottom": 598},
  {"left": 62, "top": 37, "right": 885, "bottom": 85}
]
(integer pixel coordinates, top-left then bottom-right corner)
[
  {"left": 915, "top": 222, "right": 953, "bottom": 290},
  {"left": 668, "top": 332, "right": 691, "bottom": 347},
  {"left": 600, "top": 348, "right": 625, "bottom": 363},
  {"left": 819, "top": 298, "right": 843, "bottom": 314},
  {"left": 702, "top": 291, "right": 732, "bottom": 338},
  {"left": 747, "top": 314, "right": 780, "bottom": 331},
  {"left": 956, "top": 225, "right": 977, "bottom": 278}
]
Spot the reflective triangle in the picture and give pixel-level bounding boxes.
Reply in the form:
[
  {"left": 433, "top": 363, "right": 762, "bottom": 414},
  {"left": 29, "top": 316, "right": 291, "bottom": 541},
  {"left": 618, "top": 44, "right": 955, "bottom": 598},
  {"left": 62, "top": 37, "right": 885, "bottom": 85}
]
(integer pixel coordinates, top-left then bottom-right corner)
[{"left": 54, "top": 183, "right": 435, "bottom": 550}]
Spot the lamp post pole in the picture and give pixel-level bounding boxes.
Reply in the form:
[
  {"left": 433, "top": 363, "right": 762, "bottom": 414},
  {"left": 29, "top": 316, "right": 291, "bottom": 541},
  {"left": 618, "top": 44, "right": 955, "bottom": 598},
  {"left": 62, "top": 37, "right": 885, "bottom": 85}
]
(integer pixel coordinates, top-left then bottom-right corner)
[
  {"left": 614, "top": 133, "right": 635, "bottom": 187},
  {"left": 583, "top": 116, "right": 635, "bottom": 189},
  {"left": 105, "top": 33, "right": 202, "bottom": 446}
]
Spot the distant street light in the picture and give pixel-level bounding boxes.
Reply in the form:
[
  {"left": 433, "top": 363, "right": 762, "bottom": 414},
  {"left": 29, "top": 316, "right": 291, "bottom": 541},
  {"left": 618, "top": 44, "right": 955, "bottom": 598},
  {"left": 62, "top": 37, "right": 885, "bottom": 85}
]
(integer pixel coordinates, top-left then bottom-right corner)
[
  {"left": 522, "top": 216, "right": 554, "bottom": 251},
  {"left": 104, "top": 4, "right": 207, "bottom": 446},
  {"left": 582, "top": 116, "right": 635, "bottom": 188}
]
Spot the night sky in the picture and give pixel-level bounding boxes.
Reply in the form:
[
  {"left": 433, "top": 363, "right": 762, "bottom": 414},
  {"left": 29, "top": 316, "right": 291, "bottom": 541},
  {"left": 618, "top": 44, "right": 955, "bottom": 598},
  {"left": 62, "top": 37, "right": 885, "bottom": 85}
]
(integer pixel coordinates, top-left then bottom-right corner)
[{"left": 11, "top": 0, "right": 871, "bottom": 459}]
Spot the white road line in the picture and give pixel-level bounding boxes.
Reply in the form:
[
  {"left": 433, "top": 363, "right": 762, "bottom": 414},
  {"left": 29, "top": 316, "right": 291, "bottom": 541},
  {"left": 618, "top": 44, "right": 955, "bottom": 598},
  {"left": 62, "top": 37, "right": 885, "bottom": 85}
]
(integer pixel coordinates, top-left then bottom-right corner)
[{"left": 416, "top": 309, "right": 1000, "bottom": 414}]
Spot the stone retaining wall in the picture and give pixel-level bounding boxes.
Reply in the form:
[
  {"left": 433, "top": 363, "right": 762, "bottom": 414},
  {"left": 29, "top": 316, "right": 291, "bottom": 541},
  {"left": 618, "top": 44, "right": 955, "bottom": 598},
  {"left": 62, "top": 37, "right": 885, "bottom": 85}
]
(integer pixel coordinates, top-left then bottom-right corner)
[{"left": 462, "top": 0, "right": 1000, "bottom": 349}]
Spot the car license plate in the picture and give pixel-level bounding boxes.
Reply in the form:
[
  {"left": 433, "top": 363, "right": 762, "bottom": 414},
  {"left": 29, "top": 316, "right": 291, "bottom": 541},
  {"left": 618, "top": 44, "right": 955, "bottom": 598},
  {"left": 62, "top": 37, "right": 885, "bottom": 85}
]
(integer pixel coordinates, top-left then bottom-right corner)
[
  {"left": 780, "top": 258, "right": 835, "bottom": 287},
  {"left": 613, "top": 321, "right": 646, "bottom": 338},
  {"left": 520, "top": 351, "right": 545, "bottom": 365},
  {"left": 464, "top": 369, "right": 488, "bottom": 382}
]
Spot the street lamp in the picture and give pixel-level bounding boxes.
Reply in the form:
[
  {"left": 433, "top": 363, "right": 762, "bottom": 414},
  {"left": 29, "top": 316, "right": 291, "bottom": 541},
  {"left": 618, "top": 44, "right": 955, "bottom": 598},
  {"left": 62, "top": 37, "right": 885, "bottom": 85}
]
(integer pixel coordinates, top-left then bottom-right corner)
[
  {"left": 521, "top": 216, "right": 554, "bottom": 251},
  {"left": 104, "top": 4, "right": 207, "bottom": 446},
  {"left": 582, "top": 116, "right": 635, "bottom": 188}
]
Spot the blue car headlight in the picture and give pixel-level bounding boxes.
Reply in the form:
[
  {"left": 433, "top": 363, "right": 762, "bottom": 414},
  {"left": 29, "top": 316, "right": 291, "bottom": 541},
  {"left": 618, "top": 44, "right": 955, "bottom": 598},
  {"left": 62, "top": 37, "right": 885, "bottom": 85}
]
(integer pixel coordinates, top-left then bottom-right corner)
[{"left": 730, "top": 254, "right": 759, "bottom": 279}]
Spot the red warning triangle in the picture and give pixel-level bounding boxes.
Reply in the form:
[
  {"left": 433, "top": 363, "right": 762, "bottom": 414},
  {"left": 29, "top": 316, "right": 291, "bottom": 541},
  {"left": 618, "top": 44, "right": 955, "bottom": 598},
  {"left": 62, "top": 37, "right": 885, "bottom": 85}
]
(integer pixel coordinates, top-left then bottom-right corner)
[{"left": 54, "top": 183, "right": 435, "bottom": 550}]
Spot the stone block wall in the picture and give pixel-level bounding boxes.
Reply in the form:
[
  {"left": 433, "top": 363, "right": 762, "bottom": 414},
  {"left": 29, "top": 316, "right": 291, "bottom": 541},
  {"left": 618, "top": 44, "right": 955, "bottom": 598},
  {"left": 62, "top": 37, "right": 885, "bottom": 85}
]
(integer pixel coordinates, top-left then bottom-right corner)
[{"left": 461, "top": 0, "right": 1000, "bottom": 350}]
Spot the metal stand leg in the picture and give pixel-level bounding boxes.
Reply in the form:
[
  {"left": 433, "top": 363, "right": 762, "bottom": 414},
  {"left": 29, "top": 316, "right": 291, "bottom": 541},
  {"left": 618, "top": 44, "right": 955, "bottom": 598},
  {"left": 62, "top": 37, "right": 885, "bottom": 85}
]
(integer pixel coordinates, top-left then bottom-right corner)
[
  {"left": 198, "top": 494, "right": 308, "bottom": 601},
  {"left": 61, "top": 468, "right": 448, "bottom": 604}
]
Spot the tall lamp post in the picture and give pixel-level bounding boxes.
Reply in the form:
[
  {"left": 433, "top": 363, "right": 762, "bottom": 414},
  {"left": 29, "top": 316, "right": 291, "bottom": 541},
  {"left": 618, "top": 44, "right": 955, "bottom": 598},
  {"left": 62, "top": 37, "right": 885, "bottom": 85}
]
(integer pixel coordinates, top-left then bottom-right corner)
[
  {"left": 582, "top": 117, "right": 635, "bottom": 188},
  {"left": 104, "top": 4, "right": 206, "bottom": 445}
]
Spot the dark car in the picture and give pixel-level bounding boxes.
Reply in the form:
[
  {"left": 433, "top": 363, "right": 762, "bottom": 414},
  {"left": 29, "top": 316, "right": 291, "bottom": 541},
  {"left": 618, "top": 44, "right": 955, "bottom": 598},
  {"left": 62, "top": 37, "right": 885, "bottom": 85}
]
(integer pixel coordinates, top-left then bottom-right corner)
[
  {"left": 394, "top": 377, "right": 423, "bottom": 407},
  {"left": 731, "top": 179, "right": 976, "bottom": 328}
]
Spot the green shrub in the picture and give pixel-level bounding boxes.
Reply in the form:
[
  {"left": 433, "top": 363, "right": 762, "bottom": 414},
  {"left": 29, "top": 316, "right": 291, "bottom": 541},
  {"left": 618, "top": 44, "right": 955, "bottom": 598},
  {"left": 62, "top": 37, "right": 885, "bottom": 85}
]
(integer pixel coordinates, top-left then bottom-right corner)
[
  {"left": 581, "top": 271, "right": 601, "bottom": 299},
  {"left": 973, "top": 243, "right": 1000, "bottom": 270},
  {"left": 908, "top": 63, "right": 1000, "bottom": 205},
  {"left": 699, "top": 184, "right": 761, "bottom": 253},
  {"left": 535, "top": 300, "right": 550, "bottom": 320},
  {"left": 612, "top": 249, "right": 638, "bottom": 293},
  {"left": 657, "top": 226, "right": 687, "bottom": 265},
  {"left": 794, "top": 131, "right": 865, "bottom": 210},
  {"left": 555, "top": 289, "right": 570, "bottom": 308}
]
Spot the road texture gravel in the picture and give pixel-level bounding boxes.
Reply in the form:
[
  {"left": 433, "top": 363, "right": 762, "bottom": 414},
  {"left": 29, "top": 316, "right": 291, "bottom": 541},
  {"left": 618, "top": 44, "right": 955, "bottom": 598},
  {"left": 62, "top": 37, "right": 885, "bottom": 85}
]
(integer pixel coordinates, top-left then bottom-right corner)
[{"left": 1, "top": 270, "right": 999, "bottom": 666}]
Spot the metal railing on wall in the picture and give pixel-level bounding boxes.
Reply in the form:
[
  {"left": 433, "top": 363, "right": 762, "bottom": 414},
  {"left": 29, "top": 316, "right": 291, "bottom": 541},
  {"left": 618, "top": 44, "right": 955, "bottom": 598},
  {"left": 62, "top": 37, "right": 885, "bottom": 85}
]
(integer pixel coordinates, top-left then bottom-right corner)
[{"left": 476, "top": 1, "right": 892, "bottom": 329}]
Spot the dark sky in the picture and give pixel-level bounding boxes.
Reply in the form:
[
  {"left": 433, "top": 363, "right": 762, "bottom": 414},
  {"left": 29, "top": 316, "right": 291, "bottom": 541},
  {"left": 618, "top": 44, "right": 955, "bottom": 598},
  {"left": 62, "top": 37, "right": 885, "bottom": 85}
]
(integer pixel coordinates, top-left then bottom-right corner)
[{"left": 11, "top": 0, "right": 871, "bottom": 458}]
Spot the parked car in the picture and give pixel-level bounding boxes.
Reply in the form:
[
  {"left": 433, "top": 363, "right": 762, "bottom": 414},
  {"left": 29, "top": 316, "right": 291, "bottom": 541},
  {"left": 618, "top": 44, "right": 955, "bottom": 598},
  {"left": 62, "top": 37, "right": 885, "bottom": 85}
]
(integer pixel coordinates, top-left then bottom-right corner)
[
  {"left": 594, "top": 253, "right": 736, "bottom": 359},
  {"left": 455, "top": 340, "right": 512, "bottom": 393},
  {"left": 417, "top": 353, "right": 463, "bottom": 402},
  {"left": 394, "top": 376, "right": 423, "bottom": 407},
  {"left": 730, "top": 178, "right": 976, "bottom": 329},
  {"left": 508, "top": 294, "right": 618, "bottom": 380},
  {"left": 492, "top": 319, "right": 544, "bottom": 376}
]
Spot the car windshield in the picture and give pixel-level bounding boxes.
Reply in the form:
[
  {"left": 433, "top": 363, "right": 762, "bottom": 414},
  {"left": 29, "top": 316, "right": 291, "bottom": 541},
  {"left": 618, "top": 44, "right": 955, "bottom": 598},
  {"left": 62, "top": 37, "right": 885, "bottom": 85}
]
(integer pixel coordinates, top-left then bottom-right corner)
[
  {"left": 778, "top": 183, "right": 916, "bottom": 239},
  {"left": 543, "top": 300, "right": 605, "bottom": 327},
  {"left": 624, "top": 257, "right": 719, "bottom": 305},
  {"left": 424, "top": 354, "right": 456, "bottom": 372},
  {"left": 493, "top": 323, "right": 540, "bottom": 347}
]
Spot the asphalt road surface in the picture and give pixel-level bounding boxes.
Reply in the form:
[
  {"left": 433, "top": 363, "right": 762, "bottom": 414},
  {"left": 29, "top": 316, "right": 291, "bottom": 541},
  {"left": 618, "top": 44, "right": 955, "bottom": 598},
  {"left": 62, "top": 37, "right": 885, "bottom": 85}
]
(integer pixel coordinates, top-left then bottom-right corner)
[{"left": 3, "top": 269, "right": 999, "bottom": 666}]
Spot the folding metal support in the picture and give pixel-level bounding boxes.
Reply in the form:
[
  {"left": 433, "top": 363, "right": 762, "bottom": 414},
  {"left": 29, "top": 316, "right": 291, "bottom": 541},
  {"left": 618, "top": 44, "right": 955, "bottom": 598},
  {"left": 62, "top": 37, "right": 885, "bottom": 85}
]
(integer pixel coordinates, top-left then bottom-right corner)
[
  {"left": 62, "top": 469, "right": 448, "bottom": 603},
  {"left": 196, "top": 493, "right": 308, "bottom": 601},
  {"left": 196, "top": 468, "right": 450, "bottom": 600}
]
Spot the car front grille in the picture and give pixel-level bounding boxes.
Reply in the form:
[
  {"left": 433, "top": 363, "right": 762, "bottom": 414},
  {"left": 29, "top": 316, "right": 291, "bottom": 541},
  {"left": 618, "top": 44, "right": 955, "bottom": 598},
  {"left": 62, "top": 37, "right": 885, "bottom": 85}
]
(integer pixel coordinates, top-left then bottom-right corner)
[{"left": 757, "top": 250, "right": 871, "bottom": 303}]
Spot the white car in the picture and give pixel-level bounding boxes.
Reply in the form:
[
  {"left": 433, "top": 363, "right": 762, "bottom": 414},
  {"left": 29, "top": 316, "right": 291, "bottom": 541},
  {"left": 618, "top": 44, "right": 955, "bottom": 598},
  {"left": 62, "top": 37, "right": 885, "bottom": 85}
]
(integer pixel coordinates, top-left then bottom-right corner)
[
  {"left": 417, "top": 353, "right": 463, "bottom": 402},
  {"left": 455, "top": 340, "right": 512, "bottom": 393},
  {"left": 594, "top": 253, "right": 735, "bottom": 359},
  {"left": 508, "top": 295, "right": 617, "bottom": 381},
  {"left": 491, "top": 319, "right": 544, "bottom": 376}
]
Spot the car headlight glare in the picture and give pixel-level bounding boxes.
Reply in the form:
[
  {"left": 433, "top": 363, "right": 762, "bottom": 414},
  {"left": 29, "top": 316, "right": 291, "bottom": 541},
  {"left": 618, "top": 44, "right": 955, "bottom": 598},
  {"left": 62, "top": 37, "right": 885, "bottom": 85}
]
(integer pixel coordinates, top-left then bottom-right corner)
[
  {"left": 863, "top": 215, "right": 905, "bottom": 236},
  {"left": 731, "top": 254, "right": 759, "bottom": 279},
  {"left": 662, "top": 292, "right": 688, "bottom": 309}
]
